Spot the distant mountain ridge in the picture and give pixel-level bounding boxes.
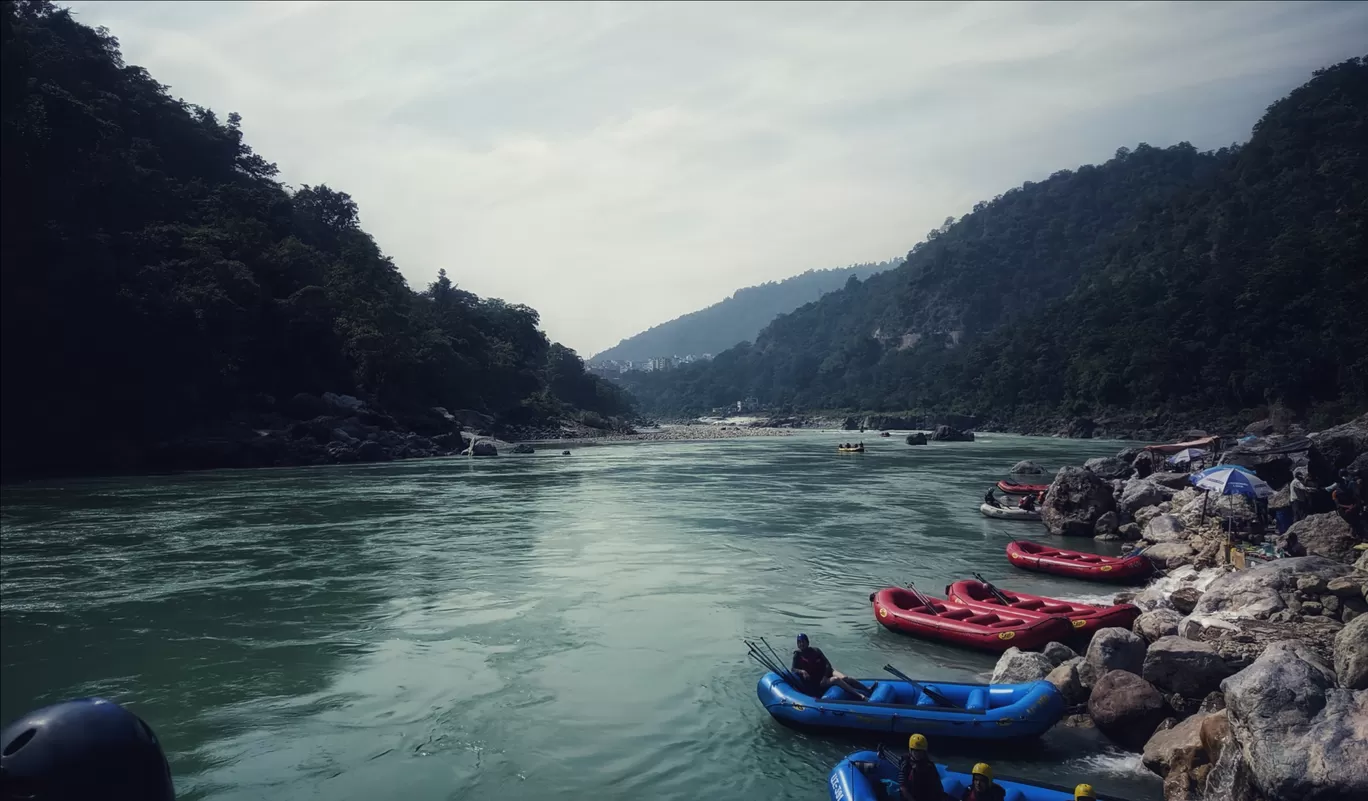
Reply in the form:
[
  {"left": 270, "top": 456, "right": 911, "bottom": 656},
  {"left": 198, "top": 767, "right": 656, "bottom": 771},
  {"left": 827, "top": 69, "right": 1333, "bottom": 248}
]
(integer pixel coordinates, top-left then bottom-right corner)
[{"left": 592, "top": 261, "right": 898, "bottom": 363}]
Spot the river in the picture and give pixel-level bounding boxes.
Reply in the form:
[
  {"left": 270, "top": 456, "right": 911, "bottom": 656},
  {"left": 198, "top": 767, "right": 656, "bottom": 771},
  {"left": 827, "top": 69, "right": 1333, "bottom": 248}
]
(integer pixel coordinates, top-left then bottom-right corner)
[{"left": 1, "top": 432, "right": 1162, "bottom": 801}]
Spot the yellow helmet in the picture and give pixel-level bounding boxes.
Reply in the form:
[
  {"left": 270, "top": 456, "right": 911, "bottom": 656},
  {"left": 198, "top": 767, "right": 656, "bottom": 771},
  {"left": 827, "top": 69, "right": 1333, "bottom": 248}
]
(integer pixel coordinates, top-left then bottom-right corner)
[
  {"left": 972, "top": 763, "right": 994, "bottom": 781},
  {"left": 1075, "top": 784, "right": 1096, "bottom": 800},
  {"left": 907, "top": 733, "right": 928, "bottom": 751}
]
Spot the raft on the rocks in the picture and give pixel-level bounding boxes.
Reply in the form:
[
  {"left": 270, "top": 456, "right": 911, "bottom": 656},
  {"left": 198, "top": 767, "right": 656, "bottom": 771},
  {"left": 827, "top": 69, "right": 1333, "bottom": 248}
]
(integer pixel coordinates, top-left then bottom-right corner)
[
  {"left": 980, "top": 503, "right": 1041, "bottom": 521},
  {"left": 758, "top": 672, "right": 1063, "bottom": 740},
  {"left": 997, "top": 480, "right": 1049, "bottom": 495},
  {"left": 1005, "top": 541, "right": 1152, "bottom": 583},
  {"left": 828, "top": 750, "right": 1126, "bottom": 801},
  {"left": 871, "top": 587, "right": 1072, "bottom": 651},
  {"left": 945, "top": 579, "right": 1140, "bottom": 635}
]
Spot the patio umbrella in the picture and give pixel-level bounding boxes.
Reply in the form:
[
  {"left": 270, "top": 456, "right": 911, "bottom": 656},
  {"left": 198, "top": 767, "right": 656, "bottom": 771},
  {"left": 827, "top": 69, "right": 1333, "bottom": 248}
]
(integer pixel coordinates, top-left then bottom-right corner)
[
  {"left": 1193, "top": 466, "right": 1272, "bottom": 497},
  {"left": 1168, "top": 448, "right": 1209, "bottom": 466}
]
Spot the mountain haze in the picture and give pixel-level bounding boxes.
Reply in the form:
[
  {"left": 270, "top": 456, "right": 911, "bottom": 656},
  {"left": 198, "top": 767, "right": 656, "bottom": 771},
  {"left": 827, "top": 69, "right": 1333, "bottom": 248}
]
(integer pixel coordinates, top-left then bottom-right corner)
[
  {"left": 624, "top": 57, "right": 1368, "bottom": 431},
  {"left": 591, "top": 262, "right": 897, "bottom": 363}
]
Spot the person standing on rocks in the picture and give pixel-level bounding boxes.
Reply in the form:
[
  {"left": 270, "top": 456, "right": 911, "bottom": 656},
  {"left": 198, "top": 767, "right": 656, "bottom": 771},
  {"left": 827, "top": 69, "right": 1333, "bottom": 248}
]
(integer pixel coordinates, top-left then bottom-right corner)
[
  {"left": 1332, "top": 470, "right": 1365, "bottom": 539},
  {"left": 1290, "top": 469, "right": 1314, "bottom": 523}
]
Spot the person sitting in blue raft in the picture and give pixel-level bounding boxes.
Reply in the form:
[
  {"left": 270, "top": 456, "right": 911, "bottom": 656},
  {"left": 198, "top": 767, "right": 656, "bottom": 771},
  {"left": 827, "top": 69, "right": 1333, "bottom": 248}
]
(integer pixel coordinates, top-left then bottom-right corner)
[
  {"left": 0, "top": 697, "right": 176, "bottom": 800},
  {"left": 793, "top": 632, "right": 872, "bottom": 701}
]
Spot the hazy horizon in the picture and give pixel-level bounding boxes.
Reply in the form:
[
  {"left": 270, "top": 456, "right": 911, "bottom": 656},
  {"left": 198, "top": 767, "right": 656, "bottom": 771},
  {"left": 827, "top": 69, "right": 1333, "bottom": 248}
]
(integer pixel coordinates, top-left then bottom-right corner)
[{"left": 66, "top": 1, "right": 1368, "bottom": 355}]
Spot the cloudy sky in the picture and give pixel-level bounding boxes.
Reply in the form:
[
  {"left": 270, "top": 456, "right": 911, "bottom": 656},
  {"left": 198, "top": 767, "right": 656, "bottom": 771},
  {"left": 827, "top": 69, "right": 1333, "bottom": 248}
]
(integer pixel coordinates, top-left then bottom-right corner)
[{"left": 67, "top": 1, "right": 1368, "bottom": 356}]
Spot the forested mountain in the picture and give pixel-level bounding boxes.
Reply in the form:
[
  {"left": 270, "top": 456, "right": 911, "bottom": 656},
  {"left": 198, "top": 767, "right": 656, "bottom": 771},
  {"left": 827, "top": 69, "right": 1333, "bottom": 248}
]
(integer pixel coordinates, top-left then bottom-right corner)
[
  {"left": 625, "top": 57, "right": 1368, "bottom": 432},
  {"left": 0, "top": 1, "right": 630, "bottom": 479},
  {"left": 591, "top": 261, "right": 897, "bottom": 363}
]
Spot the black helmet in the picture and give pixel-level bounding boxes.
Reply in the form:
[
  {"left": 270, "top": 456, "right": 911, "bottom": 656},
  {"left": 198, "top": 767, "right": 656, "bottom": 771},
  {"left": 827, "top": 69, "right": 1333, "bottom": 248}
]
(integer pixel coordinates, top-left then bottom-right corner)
[{"left": 0, "top": 697, "right": 175, "bottom": 800}]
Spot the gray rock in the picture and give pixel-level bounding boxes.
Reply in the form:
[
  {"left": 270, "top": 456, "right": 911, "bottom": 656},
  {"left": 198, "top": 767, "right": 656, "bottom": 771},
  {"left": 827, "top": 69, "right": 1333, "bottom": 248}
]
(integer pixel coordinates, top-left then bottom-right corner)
[
  {"left": 1142, "top": 711, "right": 1210, "bottom": 777},
  {"left": 1042, "top": 467, "right": 1118, "bottom": 537},
  {"left": 1093, "top": 511, "right": 1120, "bottom": 539},
  {"left": 511, "top": 443, "right": 536, "bottom": 454},
  {"left": 929, "top": 425, "right": 973, "bottom": 442},
  {"left": 1085, "top": 456, "right": 1134, "bottom": 481},
  {"left": 1011, "top": 460, "right": 1046, "bottom": 474},
  {"left": 1327, "top": 577, "right": 1362, "bottom": 597},
  {"left": 1089, "top": 670, "right": 1169, "bottom": 751},
  {"left": 1334, "top": 614, "right": 1368, "bottom": 690},
  {"left": 1118, "top": 522, "right": 1141, "bottom": 541},
  {"left": 1047, "top": 657, "right": 1087, "bottom": 705},
  {"left": 471, "top": 440, "right": 498, "bottom": 457},
  {"left": 1298, "top": 575, "right": 1330, "bottom": 594},
  {"left": 1322, "top": 594, "right": 1342, "bottom": 616},
  {"left": 1142, "top": 541, "right": 1195, "bottom": 568},
  {"left": 1170, "top": 587, "right": 1203, "bottom": 616},
  {"left": 1133, "top": 505, "right": 1165, "bottom": 530},
  {"left": 905, "top": 432, "right": 927, "bottom": 445},
  {"left": 1279, "top": 512, "right": 1361, "bottom": 564},
  {"left": 1307, "top": 415, "right": 1368, "bottom": 481},
  {"left": 1042, "top": 640, "right": 1078, "bottom": 666},
  {"left": 1134, "top": 609, "right": 1183, "bottom": 643},
  {"left": 1082, "top": 627, "right": 1147, "bottom": 687},
  {"left": 1223, "top": 641, "right": 1368, "bottom": 801},
  {"left": 1149, "top": 471, "right": 1199, "bottom": 490},
  {"left": 991, "top": 647, "right": 1055, "bottom": 684},
  {"left": 1189, "top": 556, "right": 1350, "bottom": 622},
  {"left": 1120, "top": 479, "right": 1174, "bottom": 516},
  {"left": 1142, "top": 514, "right": 1187, "bottom": 544},
  {"left": 1143, "top": 636, "right": 1235, "bottom": 699}
]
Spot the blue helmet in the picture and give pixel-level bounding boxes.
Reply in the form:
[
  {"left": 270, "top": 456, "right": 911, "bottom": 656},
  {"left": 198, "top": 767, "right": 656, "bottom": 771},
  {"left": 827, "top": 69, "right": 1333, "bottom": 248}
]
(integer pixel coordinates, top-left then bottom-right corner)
[{"left": 0, "top": 697, "right": 175, "bottom": 800}]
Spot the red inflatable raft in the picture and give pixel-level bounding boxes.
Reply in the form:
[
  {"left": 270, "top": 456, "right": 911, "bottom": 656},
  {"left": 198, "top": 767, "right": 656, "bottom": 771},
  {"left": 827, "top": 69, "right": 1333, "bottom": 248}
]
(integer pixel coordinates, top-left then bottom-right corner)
[
  {"left": 870, "top": 587, "right": 1072, "bottom": 652},
  {"left": 1004, "top": 541, "right": 1152, "bottom": 583},
  {"left": 997, "top": 480, "right": 1049, "bottom": 495},
  {"left": 944, "top": 579, "right": 1140, "bottom": 635}
]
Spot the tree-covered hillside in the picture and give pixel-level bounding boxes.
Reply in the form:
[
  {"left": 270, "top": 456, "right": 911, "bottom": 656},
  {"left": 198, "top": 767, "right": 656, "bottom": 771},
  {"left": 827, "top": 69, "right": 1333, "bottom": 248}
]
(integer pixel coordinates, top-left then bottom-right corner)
[
  {"left": 0, "top": 1, "right": 630, "bottom": 479},
  {"left": 591, "top": 261, "right": 897, "bottom": 363},
  {"left": 626, "top": 57, "right": 1368, "bottom": 431}
]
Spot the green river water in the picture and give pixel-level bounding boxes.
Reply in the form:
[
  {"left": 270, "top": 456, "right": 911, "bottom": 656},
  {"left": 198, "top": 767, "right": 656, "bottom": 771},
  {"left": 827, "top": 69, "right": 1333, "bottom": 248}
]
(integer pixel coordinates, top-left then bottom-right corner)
[{"left": 1, "top": 432, "right": 1163, "bottom": 801}]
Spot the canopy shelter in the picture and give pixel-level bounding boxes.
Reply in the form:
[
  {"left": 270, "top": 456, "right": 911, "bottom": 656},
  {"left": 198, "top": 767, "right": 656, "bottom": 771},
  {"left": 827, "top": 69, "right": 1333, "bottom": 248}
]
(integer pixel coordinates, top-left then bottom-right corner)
[
  {"left": 1144, "top": 435, "right": 1221, "bottom": 455},
  {"left": 1168, "top": 448, "right": 1209, "bottom": 467}
]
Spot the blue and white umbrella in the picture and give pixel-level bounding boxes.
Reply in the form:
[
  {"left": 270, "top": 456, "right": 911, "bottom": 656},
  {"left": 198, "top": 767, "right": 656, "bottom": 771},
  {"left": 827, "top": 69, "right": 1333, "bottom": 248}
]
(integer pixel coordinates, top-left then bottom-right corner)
[
  {"left": 1192, "top": 465, "right": 1273, "bottom": 498},
  {"left": 1168, "top": 448, "right": 1209, "bottom": 465}
]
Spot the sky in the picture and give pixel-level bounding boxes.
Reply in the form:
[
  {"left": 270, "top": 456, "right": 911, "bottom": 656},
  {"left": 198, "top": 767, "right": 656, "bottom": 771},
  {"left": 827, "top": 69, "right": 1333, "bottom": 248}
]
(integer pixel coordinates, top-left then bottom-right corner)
[{"left": 66, "top": 1, "right": 1368, "bottom": 357}]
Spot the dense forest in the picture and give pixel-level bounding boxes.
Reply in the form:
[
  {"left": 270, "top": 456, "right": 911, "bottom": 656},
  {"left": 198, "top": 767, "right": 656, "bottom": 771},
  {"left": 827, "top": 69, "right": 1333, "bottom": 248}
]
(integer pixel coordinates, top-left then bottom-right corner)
[
  {"left": 625, "top": 57, "right": 1368, "bottom": 433},
  {"left": 591, "top": 261, "right": 897, "bottom": 363},
  {"left": 0, "top": 1, "right": 631, "bottom": 479}
]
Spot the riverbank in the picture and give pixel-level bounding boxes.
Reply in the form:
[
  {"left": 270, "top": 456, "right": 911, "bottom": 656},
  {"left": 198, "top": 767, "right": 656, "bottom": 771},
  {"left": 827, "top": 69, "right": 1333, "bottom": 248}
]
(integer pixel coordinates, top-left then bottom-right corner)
[{"left": 1002, "top": 413, "right": 1368, "bottom": 801}]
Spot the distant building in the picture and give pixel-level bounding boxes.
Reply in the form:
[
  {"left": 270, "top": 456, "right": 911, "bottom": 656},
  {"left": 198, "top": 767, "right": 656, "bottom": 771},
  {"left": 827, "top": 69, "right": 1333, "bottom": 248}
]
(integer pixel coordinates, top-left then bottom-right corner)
[{"left": 648, "top": 356, "right": 675, "bottom": 372}]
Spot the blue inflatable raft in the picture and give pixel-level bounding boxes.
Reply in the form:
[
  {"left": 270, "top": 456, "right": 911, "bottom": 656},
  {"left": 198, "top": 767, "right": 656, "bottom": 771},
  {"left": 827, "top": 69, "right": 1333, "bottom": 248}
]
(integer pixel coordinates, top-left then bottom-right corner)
[
  {"left": 757, "top": 672, "right": 1063, "bottom": 741},
  {"left": 828, "top": 750, "right": 1127, "bottom": 801}
]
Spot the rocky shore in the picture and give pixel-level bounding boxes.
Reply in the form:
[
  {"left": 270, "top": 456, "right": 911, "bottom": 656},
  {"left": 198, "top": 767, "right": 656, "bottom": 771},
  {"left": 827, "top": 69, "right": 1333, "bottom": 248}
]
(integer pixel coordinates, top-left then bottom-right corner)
[{"left": 989, "top": 413, "right": 1368, "bottom": 801}]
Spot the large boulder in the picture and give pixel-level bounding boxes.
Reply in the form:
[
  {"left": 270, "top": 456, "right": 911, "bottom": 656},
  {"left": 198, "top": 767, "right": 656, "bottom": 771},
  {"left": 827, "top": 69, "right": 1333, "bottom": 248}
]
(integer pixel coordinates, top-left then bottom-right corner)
[
  {"left": 511, "top": 443, "right": 536, "bottom": 454},
  {"left": 1046, "top": 657, "right": 1087, "bottom": 705},
  {"left": 1089, "top": 670, "right": 1169, "bottom": 750},
  {"left": 1177, "top": 492, "right": 1257, "bottom": 528},
  {"left": 1278, "top": 512, "right": 1361, "bottom": 564},
  {"left": 1010, "top": 460, "right": 1046, "bottom": 474},
  {"left": 1134, "top": 609, "right": 1183, "bottom": 643},
  {"left": 1142, "top": 513, "right": 1186, "bottom": 543},
  {"left": 1308, "top": 415, "right": 1368, "bottom": 483},
  {"left": 1142, "top": 710, "right": 1210, "bottom": 776},
  {"left": 1081, "top": 627, "right": 1147, "bottom": 687},
  {"left": 1187, "top": 556, "right": 1350, "bottom": 621},
  {"left": 905, "top": 432, "right": 927, "bottom": 445},
  {"left": 929, "top": 425, "right": 974, "bottom": 442},
  {"left": 1042, "top": 641, "right": 1078, "bottom": 666},
  {"left": 1142, "top": 541, "right": 1195, "bottom": 568},
  {"left": 991, "top": 647, "right": 1055, "bottom": 684},
  {"left": 1120, "top": 479, "right": 1174, "bottom": 516},
  {"left": 1042, "top": 467, "right": 1118, "bottom": 537},
  {"left": 1222, "top": 641, "right": 1368, "bottom": 801},
  {"left": 1093, "top": 511, "right": 1120, "bottom": 540},
  {"left": 1334, "top": 613, "right": 1368, "bottom": 690},
  {"left": 1064, "top": 417, "right": 1097, "bottom": 439},
  {"left": 471, "top": 440, "right": 498, "bottom": 457},
  {"left": 1085, "top": 456, "right": 1134, "bottom": 481},
  {"left": 1143, "top": 636, "right": 1236, "bottom": 699},
  {"left": 1169, "top": 587, "right": 1203, "bottom": 615},
  {"left": 1149, "top": 471, "right": 1198, "bottom": 490}
]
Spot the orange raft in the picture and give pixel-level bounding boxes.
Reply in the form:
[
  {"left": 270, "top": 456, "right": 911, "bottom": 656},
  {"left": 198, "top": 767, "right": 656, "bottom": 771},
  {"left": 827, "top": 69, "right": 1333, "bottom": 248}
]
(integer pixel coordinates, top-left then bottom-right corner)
[
  {"left": 1004, "top": 541, "right": 1153, "bottom": 583},
  {"left": 870, "top": 587, "right": 1072, "bottom": 652},
  {"left": 945, "top": 579, "right": 1140, "bottom": 635}
]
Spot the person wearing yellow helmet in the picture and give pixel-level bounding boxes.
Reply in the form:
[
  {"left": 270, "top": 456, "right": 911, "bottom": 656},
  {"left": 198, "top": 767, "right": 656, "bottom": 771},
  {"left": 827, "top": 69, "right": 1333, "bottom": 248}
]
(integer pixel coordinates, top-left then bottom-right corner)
[
  {"left": 1074, "top": 784, "right": 1097, "bottom": 801},
  {"left": 896, "top": 733, "right": 947, "bottom": 801},
  {"left": 960, "top": 762, "right": 1004, "bottom": 801}
]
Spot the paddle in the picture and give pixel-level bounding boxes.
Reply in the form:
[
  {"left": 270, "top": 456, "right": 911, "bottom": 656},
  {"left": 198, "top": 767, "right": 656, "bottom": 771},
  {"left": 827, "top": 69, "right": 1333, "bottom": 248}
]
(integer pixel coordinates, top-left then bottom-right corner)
[
  {"left": 744, "top": 639, "right": 798, "bottom": 686},
  {"left": 972, "top": 572, "right": 1013, "bottom": 606},
  {"left": 904, "top": 583, "right": 940, "bottom": 616},
  {"left": 883, "top": 664, "right": 961, "bottom": 709}
]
